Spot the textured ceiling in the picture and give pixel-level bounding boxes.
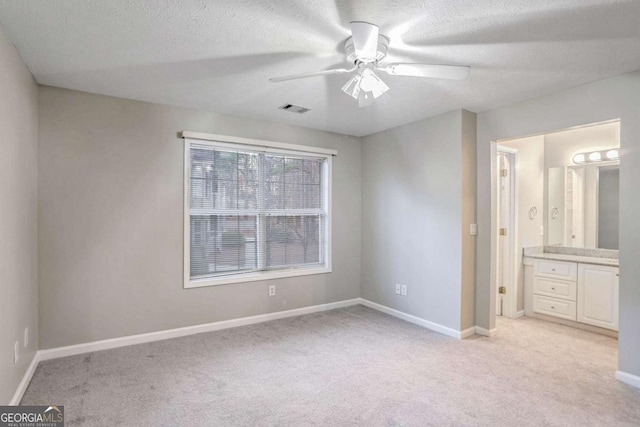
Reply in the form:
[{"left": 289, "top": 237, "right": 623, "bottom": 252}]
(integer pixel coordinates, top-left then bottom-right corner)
[{"left": 1, "top": 0, "right": 640, "bottom": 136}]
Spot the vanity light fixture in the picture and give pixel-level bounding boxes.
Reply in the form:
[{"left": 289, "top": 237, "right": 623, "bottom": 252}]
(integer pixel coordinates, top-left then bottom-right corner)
[{"left": 572, "top": 149, "right": 619, "bottom": 165}]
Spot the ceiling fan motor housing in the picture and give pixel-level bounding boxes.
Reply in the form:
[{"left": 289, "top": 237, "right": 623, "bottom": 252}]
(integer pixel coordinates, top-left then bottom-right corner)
[{"left": 344, "top": 34, "right": 390, "bottom": 64}]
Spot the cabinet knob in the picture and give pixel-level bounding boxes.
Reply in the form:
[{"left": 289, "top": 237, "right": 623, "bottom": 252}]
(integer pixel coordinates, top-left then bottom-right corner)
[
  {"left": 551, "top": 287, "right": 555, "bottom": 290},
  {"left": 551, "top": 306, "right": 555, "bottom": 309}
]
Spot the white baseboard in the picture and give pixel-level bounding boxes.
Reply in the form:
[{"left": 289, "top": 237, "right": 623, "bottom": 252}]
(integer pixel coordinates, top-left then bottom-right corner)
[
  {"left": 460, "top": 326, "right": 477, "bottom": 339},
  {"left": 475, "top": 326, "right": 498, "bottom": 337},
  {"left": 512, "top": 310, "right": 525, "bottom": 319},
  {"left": 9, "top": 351, "right": 40, "bottom": 405},
  {"left": 39, "top": 298, "right": 361, "bottom": 361},
  {"left": 616, "top": 370, "right": 640, "bottom": 390},
  {"left": 359, "top": 299, "right": 471, "bottom": 339}
]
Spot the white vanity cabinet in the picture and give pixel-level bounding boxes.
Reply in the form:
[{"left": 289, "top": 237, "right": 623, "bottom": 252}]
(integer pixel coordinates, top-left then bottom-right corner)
[
  {"left": 528, "top": 258, "right": 619, "bottom": 331},
  {"left": 577, "top": 264, "right": 619, "bottom": 330}
]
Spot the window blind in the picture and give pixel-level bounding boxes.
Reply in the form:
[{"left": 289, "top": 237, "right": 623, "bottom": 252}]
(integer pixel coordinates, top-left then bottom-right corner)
[{"left": 188, "top": 142, "right": 328, "bottom": 282}]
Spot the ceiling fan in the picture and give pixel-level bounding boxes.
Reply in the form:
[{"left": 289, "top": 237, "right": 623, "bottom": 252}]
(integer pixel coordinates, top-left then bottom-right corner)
[{"left": 269, "top": 21, "right": 470, "bottom": 107}]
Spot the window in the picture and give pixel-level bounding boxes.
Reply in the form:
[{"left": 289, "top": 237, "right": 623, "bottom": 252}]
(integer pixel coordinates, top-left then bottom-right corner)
[{"left": 183, "top": 133, "right": 333, "bottom": 288}]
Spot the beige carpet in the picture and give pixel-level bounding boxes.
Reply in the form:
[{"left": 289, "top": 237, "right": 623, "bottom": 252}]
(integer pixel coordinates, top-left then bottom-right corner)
[{"left": 21, "top": 305, "right": 640, "bottom": 426}]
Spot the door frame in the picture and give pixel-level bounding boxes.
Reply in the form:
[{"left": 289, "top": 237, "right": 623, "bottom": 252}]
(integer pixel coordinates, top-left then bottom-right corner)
[{"left": 496, "top": 145, "right": 519, "bottom": 318}]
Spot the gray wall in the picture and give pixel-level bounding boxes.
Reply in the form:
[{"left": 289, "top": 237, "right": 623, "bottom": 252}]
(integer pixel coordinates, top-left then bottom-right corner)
[
  {"left": 361, "top": 110, "right": 476, "bottom": 332},
  {"left": 476, "top": 71, "right": 640, "bottom": 378},
  {"left": 38, "top": 86, "right": 362, "bottom": 349},
  {"left": 460, "top": 110, "right": 477, "bottom": 330},
  {"left": 0, "top": 26, "right": 39, "bottom": 404}
]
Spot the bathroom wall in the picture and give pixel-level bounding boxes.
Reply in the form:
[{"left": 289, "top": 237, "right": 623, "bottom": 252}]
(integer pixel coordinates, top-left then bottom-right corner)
[{"left": 544, "top": 122, "right": 619, "bottom": 169}]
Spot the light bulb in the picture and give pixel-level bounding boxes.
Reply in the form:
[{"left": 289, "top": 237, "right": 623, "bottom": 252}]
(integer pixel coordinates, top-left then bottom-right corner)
[
  {"left": 358, "top": 91, "right": 375, "bottom": 108},
  {"left": 588, "top": 152, "right": 602, "bottom": 162},
  {"left": 572, "top": 153, "right": 586, "bottom": 164},
  {"left": 605, "top": 149, "right": 619, "bottom": 160},
  {"left": 358, "top": 69, "right": 388, "bottom": 98},
  {"left": 359, "top": 69, "right": 376, "bottom": 92}
]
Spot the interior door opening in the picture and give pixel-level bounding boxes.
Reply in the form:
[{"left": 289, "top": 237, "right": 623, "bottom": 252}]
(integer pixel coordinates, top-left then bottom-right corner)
[{"left": 491, "top": 120, "right": 621, "bottom": 338}]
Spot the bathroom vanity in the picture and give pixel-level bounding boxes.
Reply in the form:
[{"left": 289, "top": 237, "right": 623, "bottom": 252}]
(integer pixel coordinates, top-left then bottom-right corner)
[{"left": 523, "top": 247, "right": 619, "bottom": 335}]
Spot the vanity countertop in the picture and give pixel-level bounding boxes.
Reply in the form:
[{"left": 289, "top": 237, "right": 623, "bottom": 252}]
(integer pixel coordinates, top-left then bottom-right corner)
[{"left": 524, "top": 252, "right": 619, "bottom": 267}]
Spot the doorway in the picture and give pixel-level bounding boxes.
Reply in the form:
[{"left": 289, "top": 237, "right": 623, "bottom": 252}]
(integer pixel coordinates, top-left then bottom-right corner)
[{"left": 491, "top": 120, "right": 621, "bottom": 334}]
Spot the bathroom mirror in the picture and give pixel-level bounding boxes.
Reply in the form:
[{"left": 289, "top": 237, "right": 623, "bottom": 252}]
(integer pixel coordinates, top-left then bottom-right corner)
[{"left": 546, "top": 163, "right": 619, "bottom": 249}]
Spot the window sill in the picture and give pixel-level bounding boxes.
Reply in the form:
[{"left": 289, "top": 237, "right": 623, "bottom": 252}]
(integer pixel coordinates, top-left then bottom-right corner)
[{"left": 184, "top": 266, "right": 332, "bottom": 289}]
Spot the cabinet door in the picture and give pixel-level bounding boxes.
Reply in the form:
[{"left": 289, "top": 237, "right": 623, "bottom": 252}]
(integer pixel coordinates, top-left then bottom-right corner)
[{"left": 577, "top": 264, "right": 619, "bottom": 331}]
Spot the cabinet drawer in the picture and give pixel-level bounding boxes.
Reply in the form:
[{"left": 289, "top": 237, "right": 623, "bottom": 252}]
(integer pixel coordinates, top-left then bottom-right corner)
[
  {"left": 533, "top": 277, "right": 577, "bottom": 301},
  {"left": 534, "top": 259, "right": 577, "bottom": 281},
  {"left": 533, "top": 295, "right": 577, "bottom": 320}
]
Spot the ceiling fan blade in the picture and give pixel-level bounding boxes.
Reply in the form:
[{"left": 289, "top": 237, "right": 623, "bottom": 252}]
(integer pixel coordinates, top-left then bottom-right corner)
[
  {"left": 350, "top": 21, "right": 379, "bottom": 62},
  {"left": 269, "top": 66, "right": 356, "bottom": 82},
  {"left": 379, "top": 63, "right": 470, "bottom": 80}
]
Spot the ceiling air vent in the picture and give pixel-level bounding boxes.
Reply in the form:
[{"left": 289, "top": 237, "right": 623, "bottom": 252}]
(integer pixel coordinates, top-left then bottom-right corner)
[{"left": 278, "top": 104, "right": 310, "bottom": 114}]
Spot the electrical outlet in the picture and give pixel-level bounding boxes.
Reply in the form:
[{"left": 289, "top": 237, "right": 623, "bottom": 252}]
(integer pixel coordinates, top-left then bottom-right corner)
[
  {"left": 24, "top": 327, "right": 28, "bottom": 348},
  {"left": 401, "top": 284, "right": 407, "bottom": 296},
  {"left": 539, "top": 225, "right": 544, "bottom": 236},
  {"left": 268, "top": 285, "right": 276, "bottom": 297},
  {"left": 470, "top": 224, "right": 478, "bottom": 236},
  {"left": 14, "top": 341, "right": 19, "bottom": 364},
  {"left": 395, "top": 284, "right": 401, "bottom": 295}
]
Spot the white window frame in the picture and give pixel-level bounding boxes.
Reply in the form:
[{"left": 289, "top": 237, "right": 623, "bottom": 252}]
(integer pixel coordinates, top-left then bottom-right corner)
[{"left": 182, "top": 131, "right": 335, "bottom": 289}]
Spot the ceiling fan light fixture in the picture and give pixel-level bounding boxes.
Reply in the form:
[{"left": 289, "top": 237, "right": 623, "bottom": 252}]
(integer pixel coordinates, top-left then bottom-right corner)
[
  {"left": 342, "top": 68, "right": 389, "bottom": 105},
  {"left": 358, "top": 91, "right": 376, "bottom": 108},
  {"left": 341, "top": 74, "right": 362, "bottom": 99},
  {"left": 359, "top": 69, "right": 389, "bottom": 98}
]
